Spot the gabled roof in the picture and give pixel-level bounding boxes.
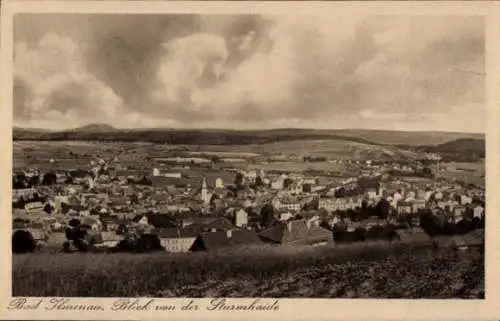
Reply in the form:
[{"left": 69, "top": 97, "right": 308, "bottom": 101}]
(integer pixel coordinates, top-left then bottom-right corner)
[
  {"left": 81, "top": 217, "right": 101, "bottom": 227},
  {"left": 132, "top": 214, "right": 147, "bottom": 223},
  {"left": 98, "top": 231, "right": 120, "bottom": 243},
  {"left": 259, "top": 219, "right": 333, "bottom": 244},
  {"left": 194, "top": 230, "right": 261, "bottom": 251},
  {"left": 146, "top": 214, "right": 177, "bottom": 228},
  {"left": 99, "top": 215, "right": 122, "bottom": 225},
  {"left": 154, "top": 227, "right": 180, "bottom": 238},
  {"left": 154, "top": 227, "right": 199, "bottom": 239}
]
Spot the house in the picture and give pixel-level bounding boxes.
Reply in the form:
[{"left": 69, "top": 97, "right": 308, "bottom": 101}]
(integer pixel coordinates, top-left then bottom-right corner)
[
  {"left": 131, "top": 214, "right": 150, "bottom": 226},
  {"left": 278, "top": 211, "right": 293, "bottom": 221},
  {"left": 288, "top": 183, "right": 303, "bottom": 195},
  {"left": 473, "top": 205, "right": 484, "bottom": 219},
  {"left": 154, "top": 228, "right": 198, "bottom": 252},
  {"left": 365, "top": 188, "right": 377, "bottom": 200},
  {"left": 318, "top": 197, "right": 362, "bottom": 212},
  {"left": 93, "top": 231, "right": 122, "bottom": 248},
  {"left": 190, "top": 230, "right": 262, "bottom": 251},
  {"left": 235, "top": 209, "right": 248, "bottom": 228},
  {"left": 396, "top": 202, "right": 413, "bottom": 216},
  {"left": 452, "top": 206, "right": 467, "bottom": 223},
  {"left": 24, "top": 202, "right": 45, "bottom": 215},
  {"left": 411, "top": 200, "right": 426, "bottom": 213},
  {"left": 259, "top": 219, "right": 334, "bottom": 246},
  {"left": 81, "top": 217, "right": 103, "bottom": 231},
  {"left": 272, "top": 197, "right": 303, "bottom": 212},
  {"left": 215, "top": 177, "right": 224, "bottom": 188},
  {"left": 199, "top": 217, "right": 235, "bottom": 232},
  {"left": 99, "top": 215, "right": 123, "bottom": 232},
  {"left": 12, "top": 188, "right": 36, "bottom": 200},
  {"left": 271, "top": 177, "right": 285, "bottom": 190},
  {"left": 460, "top": 195, "right": 472, "bottom": 205}
]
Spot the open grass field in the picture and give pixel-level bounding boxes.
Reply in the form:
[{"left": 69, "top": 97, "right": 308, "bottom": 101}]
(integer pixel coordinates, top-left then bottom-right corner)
[
  {"left": 13, "top": 242, "right": 483, "bottom": 298},
  {"left": 13, "top": 139, "right": 420, "bottom": 172},
  {"left": 439, "top": 162, "right": 485, "bottom": 187},
  {"left": 247, "top": 161, "right": 347, "bottom": 173}
]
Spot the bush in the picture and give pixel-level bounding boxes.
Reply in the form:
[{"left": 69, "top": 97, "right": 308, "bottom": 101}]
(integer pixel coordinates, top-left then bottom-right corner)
[
  {"left": 116, "top": 234, "right": 164, "bottom": 253},
  {"left": 12, "top": 230, "right": 37, "bottom": 254}
]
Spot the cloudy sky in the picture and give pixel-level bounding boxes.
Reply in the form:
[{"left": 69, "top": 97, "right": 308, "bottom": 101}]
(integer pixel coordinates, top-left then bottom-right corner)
[{"left": 13, "top": 14, "right": 484, "bottom": 132}]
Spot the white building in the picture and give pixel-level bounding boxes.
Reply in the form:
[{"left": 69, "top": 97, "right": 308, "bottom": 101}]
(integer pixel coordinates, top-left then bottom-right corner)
[
  {"left": 215, "top": 177, "right": 224, "bottom": 189},
  {"left": 200, "top": 177, "right": 212, "bottom": 205},
  {"left": 318, "top": 197, "right": 363, "bottom": 212},
  {"left": 235, "top": 209, "right": 249, "bottom": 227},
  {"left": 164, "top": 172, "right": 182, "bottom": 178}
]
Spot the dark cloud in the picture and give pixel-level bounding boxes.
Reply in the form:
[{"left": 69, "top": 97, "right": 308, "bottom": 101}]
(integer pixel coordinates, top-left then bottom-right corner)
[{"left": 13, "top": 14, "right": 484, "bottom": 132}]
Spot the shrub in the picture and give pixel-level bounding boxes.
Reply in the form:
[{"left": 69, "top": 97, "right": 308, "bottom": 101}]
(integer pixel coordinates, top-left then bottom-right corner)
[{"left": 12, "top": 230, "right": 37, "bottom": 254}]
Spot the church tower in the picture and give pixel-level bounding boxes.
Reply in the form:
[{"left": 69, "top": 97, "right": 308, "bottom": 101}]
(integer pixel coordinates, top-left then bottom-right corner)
[{"left": 201, "top": 177, "right": 210, "bottom": 205}]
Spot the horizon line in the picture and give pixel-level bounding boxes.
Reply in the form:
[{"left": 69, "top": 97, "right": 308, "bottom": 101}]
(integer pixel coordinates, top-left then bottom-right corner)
[{"left": 13, "top": 124, "right": 485, "bottom": 135}]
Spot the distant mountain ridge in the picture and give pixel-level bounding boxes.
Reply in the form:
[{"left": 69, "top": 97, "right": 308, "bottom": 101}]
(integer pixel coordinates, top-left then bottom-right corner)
[
  {"left": 13, "top": 124, "right": 484, "bottom": 148},
  {"left": 72, "top": 123, "right": 118, "bottom": 133}
]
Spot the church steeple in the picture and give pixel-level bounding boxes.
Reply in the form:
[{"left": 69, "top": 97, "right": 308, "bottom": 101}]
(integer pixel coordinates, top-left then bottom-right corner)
[{"left": 201, "top": 177, "right": 210, "bottom": 205}]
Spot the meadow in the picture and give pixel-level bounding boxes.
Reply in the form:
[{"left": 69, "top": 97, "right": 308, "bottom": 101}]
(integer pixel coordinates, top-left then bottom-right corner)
[
  {"left": 439, "top": 161, "right": 485, "bottom": 187},
  {"left": 13, "top": 242, "right": 483, "bottom": 298}
]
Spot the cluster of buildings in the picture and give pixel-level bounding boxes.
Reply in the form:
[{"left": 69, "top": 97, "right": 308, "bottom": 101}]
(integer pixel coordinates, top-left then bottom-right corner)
[{"left": 11, "top": 151, "right": 485, "bottom": 253}]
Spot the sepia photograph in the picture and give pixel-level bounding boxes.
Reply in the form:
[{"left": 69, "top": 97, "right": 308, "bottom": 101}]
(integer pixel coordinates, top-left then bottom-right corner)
[{"left": 10, "top": 10, "right": 486, "bottom": 300}]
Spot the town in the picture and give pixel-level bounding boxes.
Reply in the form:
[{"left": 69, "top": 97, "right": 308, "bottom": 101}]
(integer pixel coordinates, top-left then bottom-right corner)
[{"left": 12, "top": 139, "right": 485, "bottom": 255}]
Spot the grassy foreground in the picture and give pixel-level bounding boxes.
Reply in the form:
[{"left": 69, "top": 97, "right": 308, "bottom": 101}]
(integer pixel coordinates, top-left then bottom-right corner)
[{"left": 13, "top": 242, "right": 484, "bottom": 298}]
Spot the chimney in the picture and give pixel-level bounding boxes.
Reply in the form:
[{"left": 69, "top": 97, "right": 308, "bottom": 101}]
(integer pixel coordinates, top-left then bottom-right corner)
[{"left": 226, "top": 229, "right": 232, "bottom": 239}]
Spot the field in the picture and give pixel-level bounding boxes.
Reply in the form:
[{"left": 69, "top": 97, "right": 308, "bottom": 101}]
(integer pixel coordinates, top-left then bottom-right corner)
[
  {"left": 248, "top": 161, "right": 347, "bottom": 173},
  {"left": 13, "top": 242, "right": 483, "bottom": 298},
  {"left": 439, "top": 162, "right": 485, "bottom": 187},
  {"left": 13, "top": 139, "right": 419, "bottom": 172}
]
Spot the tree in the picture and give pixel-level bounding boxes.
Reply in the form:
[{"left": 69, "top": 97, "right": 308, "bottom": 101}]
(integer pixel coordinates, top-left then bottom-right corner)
[
  {"left": 374, "top": 199, "right": 390, "bottom": 219},
  {"left": 16, "top": 196, "right": 26, "bottom": 209},
  {"left": 260, "top": 204, "right": 275, "bottom": 229},
  {"left": 65, "top": 224, "right": 94, "bottom": 252},
  {"left": 255, "top": 176, "right": 264, "bottom": 188},
  {"left": 234, "top": 172, "right": 244, "bottom": 189},
  {"left": 65, "top": 176, "right": 74, "bottom": 184},
  {"left": 41, "top": 172, "right": 57, "bottom": 186},
  {"left": 60, "top": 202, "right": 70, "bottom": 214},
  {"left": 302, "top": 183, "right": 312, "bottom": 193},
  {"left": 283, "top": 178, "right": 293, "bottom": 189},
  {"left": 116, "top": 233, "right": 164, "bottom": 253},
  {"left": 354, "top": 227, "right": 367, "bottom": 241},
  {"left": 29, "top": 175, "right": 40, "bottom": 187},
  {"left": 68, "top": 218, "right": 81, "bottom": 227},
  {"left": 12, "top": 230, "right": 37, "bottom": 254},
  {"left": 43, "top": 203, "right": 54, "bottom": 215},
  {"left": 13, "top": 172, "right": 28, "bottom": 189},
  {"left": 420, "top": 211, "right": 442, "bottom": 236},
  {"left": 422, "top": 166, "right": 434, "bottom": 178}
]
